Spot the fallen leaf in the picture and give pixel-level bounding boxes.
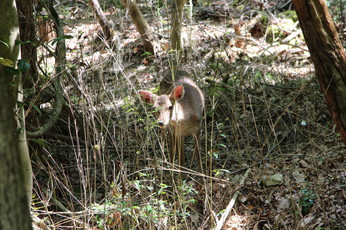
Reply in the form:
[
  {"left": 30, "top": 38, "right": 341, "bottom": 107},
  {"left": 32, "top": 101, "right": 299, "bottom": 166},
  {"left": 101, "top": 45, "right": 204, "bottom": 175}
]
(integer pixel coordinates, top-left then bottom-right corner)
[
  {"left": 300, "top": 215, "right": 315, "bottom": 228},
  {"left": 298, "top": 159, "right": 312, "bottom": 168},
  {"left": 262, "top": 173, "right": 284, "bottom": 186},
  {"left": 292, "top": 169, "right": 305, "bottom": 183},
  {"left": 277, "top": 197, "right": 290, "bottom": 212}
]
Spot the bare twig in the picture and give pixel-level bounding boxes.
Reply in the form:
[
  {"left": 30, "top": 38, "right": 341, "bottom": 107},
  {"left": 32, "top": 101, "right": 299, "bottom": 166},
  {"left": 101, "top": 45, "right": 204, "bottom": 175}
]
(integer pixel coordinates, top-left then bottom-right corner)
[{"left": 213, "top": 168, "right": 250, "bottom": 230}]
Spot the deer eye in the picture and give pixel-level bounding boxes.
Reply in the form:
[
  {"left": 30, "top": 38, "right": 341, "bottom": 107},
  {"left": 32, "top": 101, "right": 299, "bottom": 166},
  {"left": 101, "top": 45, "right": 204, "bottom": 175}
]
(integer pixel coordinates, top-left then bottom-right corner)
[{"left": 168, "top": 106, "right": 173, "bottom": 110}]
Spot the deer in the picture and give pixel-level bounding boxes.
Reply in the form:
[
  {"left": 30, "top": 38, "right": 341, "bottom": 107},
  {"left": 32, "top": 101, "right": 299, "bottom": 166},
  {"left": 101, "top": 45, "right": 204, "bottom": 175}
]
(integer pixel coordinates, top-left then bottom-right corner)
[{"left": 139, "top": 70, "right": 205, "bottom": 173}]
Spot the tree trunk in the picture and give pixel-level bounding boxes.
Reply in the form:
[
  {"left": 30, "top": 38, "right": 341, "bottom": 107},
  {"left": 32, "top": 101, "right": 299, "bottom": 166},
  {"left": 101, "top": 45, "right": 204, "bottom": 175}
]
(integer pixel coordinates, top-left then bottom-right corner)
[
  {"left": 15, "top": 0, "right": 35, "bottom": 203},
  {"left": 169, "top": 0, "right": 186, "bottom": 71},
  {"left": 89, "top": 0, "right": 112, "bottom": 40},
  {"left": 292, "top": 0, "right": 346, "bottom": 144},
  {"left": 16, "top": 0, "right": 39, "bottom": 86},
  {"left": 0, "top": 0, "right": 33, "bottom": 229},
  {"left": 121, "top": 0, "right": 156, "bottom": 54},
  {"left": 170, "top": 0, "right": 186, "bottom": 52},
  {"left": 16, "top": 69, "right": 33, "bottom": 205}
]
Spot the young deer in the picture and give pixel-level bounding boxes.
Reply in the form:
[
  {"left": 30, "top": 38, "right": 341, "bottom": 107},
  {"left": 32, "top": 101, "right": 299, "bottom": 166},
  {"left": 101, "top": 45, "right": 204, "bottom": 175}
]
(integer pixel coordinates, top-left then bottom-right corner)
[{"left": 139, "top": 71, "right": 205, "bottom": 172}]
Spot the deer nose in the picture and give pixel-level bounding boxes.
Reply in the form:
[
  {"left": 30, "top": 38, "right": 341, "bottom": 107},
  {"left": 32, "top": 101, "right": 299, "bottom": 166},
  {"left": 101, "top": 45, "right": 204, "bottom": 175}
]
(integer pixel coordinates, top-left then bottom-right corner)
[{"left": 158, "top": 120, "right": 165, "bottom": 127}]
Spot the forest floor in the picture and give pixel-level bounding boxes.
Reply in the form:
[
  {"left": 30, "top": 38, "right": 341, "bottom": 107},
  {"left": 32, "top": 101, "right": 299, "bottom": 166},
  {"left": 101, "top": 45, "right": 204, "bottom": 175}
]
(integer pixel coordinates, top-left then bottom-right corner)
[{"left": 31, "top": 1, "right": 346, "bottom": 230}]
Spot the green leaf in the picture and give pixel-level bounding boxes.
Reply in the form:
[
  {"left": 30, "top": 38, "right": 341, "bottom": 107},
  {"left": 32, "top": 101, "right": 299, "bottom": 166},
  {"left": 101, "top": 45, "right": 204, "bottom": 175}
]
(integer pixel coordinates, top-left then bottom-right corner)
[
  {"left": 31, "top": 104, "right": 42, "bottom": 116},
  {"left": 17, "top": 59, "right": 31, "bottom": 72},
  {"left": 0, "top": 57, "right": 14, "bottom": 67},
  {"left": 217, "top": 143, "right": 227, "bottom": 149},
  {"left": 51, "top": 35, "right": 73, "bottom": 45},
  {"left": 4, "top": 66, "right": 19, "bottom": 75},
  {"left": 0, "top": 40, "right": 9, "bottom": 48},
  {"left": 63, "top": 35, "right": 73, "bottom": 39},
  {"left": 17, "top": 101, "right": 25, "bottom": 108},
  {"left": 30, "top": 138, "right": 49, "bottom": 147},
  {"left": 15, "top": 40, "right": 34, "bottom": 45}
]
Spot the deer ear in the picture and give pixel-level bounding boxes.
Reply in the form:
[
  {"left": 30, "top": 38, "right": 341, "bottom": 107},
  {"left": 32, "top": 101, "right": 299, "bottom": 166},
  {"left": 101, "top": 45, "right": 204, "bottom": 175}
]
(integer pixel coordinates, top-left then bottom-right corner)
[
  {"left": 139, "top": 90, "right": 155, "bottom": 104},
  {"left": 170, "top": 85, "right": 184, "bottom": 101}
]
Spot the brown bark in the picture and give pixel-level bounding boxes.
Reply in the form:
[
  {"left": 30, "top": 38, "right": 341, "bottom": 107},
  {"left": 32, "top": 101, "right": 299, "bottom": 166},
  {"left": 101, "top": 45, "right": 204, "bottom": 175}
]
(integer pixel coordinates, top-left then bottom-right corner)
[
  {"left": 0, "top": 0, "right": 33, "bottom": 229},
  {"left": 292, "top": 0, "right": 346, "bottom": 144},
  {"left": 15, "top": 0, "right": 34, "bottom": 203},
  {"left": 16, "top": 0, "right": 39, "bottom": 85},
  {"left": 169, "top": 0, "right": 186, "bottom": 72},
  {"left": 0, "top": 68, "right": 33, "bottom": 230},
  {"left": 89, "top": 0, "right": 112, "bottom": 40},
  {"left": 170, "top": 0, "right": 186, "bottom": 52},
  {"left": 121, "top": 0, "right": 155, "bottom": 54}
]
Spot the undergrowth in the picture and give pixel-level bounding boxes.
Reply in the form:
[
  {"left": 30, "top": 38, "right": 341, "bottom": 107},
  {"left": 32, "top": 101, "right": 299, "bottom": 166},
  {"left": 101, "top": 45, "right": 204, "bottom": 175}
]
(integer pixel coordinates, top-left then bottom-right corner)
[{"left": 29, "top": 1, "right": 345, "bottom": 229}]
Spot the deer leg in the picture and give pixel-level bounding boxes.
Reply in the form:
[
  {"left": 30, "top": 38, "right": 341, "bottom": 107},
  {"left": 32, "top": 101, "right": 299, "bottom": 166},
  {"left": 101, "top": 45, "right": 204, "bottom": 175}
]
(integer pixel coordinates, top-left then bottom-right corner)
[
  {"left": 168, "top": 127, "right": 175, "bottom": 165},
  {"left": 193, "top": 132, "right": 203, "bottom": 173},
  {"left": 173, "top": 125, "right": 184, "bottom": 168},
  {"left": 179, "top": 135, "right": 185, "bottom": 169}
]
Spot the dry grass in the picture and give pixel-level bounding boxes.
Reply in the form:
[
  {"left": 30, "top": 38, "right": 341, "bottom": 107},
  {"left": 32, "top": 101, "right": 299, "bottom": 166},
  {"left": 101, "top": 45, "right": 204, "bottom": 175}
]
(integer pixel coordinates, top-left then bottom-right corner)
[{"left": 29, "top": 1, "right": 345, "bottom": 229}]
